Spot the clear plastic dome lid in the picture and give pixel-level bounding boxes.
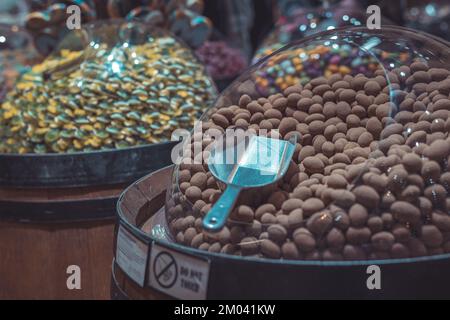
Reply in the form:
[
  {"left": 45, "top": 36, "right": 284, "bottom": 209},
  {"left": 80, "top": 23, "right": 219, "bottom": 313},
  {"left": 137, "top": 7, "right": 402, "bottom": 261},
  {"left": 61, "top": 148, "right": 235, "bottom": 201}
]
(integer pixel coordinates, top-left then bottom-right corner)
[
  {"left": 0, "top": 19, "right": 217, "bottom": 154},
  {"left": 0, "top": 24, "right": 42, "bottom": 102},
  {"left": 161, "top": 26, "right": 450, "bottom": 261},
  {"left": 252, "top": 0, "right": 385, "bottom": 64}
]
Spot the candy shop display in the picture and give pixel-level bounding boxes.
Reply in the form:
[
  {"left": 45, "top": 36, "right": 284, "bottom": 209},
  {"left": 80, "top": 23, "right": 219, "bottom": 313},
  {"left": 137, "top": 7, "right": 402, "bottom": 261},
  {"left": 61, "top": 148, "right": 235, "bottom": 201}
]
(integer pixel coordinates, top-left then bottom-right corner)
[
  {"left": 161, "top": 26, "right": 450, "bottom": 261},
  {"left": 0, "top": 20, "right": 216, "bottom": 154}
]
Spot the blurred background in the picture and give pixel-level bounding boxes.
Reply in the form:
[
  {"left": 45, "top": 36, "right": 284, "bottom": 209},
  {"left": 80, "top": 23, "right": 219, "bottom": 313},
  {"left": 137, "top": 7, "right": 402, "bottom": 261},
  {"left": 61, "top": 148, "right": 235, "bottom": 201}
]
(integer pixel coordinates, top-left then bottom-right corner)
[{"left": 1, "top": 0, "right": 449, "bottom": 90}]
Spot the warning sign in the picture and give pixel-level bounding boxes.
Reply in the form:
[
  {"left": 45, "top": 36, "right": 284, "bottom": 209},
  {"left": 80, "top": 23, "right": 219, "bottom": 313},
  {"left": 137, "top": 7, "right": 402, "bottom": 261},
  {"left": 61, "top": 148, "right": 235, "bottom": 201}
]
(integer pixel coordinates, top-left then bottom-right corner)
[
  {"left": 153, "top": 251, "right": 178, "bottom": 288},
  {"left": 148, "top": 243, "right": 210, "bottom": 300}
]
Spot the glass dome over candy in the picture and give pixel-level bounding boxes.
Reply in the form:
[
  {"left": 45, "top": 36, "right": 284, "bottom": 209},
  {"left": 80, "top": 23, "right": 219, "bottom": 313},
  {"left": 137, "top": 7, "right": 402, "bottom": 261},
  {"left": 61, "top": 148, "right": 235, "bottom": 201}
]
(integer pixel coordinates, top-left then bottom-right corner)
[
  {"left": 161, "top": 26, "right": 450, "bottom": 262},
  {"left": 0, "top": 24, "right": 41, "bottom": 103},
  {"left": 0, "top": 19, "right": 217, "bottom": 154},
  {"left": 252, "top": 0, "right": 370, "bottom": 64}
]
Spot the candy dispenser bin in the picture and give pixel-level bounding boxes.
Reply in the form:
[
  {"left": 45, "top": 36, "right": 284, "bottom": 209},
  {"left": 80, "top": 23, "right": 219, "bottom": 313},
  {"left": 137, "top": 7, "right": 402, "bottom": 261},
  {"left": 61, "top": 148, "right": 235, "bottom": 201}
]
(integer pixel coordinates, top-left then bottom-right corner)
[
  {"left": 113, "top": 26, "right": 450, "bottom": 299},
  {"left": 0, "top": 20, "right": 216, "bottom": 299}
]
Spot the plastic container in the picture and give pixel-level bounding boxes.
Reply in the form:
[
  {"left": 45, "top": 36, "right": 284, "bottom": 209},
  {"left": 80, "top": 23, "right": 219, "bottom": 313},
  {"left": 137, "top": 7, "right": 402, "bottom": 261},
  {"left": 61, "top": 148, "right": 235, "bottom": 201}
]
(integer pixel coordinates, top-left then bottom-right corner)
[
  {"left": 252, "top": 0, "right": 387, "bottom": 64},
  {"left": 1, "top": 19, "right": 216, "bottom": 154},
  {"left": 163, "top": 25, "right": 450, "bottom": 263},
  {"left": 0, "top": 20, "right": 214, "bottom": 299},
  {"left": 0, "top": 20, "right": 216, "bottom": 215},
  {"left": 0, "top": 24, "right": 42, "bottom": 102},
  {"left": 114, "top": 165, "right": 450, "bottom": 299},
  {"left": 110, "top": 25, "right": 450, "bottom": 300}
]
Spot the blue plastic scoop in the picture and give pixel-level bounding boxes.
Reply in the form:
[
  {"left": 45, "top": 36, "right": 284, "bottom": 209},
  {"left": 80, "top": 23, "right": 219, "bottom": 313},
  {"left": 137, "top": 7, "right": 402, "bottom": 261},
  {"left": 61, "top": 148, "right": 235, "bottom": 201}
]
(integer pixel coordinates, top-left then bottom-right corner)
[{"left": 203, "top": 133, "right": 297, "bottom": 232}]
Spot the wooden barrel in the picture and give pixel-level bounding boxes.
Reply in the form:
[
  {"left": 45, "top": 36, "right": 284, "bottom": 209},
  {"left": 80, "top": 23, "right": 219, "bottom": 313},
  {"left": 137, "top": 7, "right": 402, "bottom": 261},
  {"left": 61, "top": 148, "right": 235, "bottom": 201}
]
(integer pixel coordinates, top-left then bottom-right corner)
[
  {"left": 111, "top": 166, "right": 174, "bottom": 300},
  {"left": 113, "top": 165, "right": 450, "bottom": 300},
  {"left": 0, "top": 142, "right": 176, "bottom": 299}
]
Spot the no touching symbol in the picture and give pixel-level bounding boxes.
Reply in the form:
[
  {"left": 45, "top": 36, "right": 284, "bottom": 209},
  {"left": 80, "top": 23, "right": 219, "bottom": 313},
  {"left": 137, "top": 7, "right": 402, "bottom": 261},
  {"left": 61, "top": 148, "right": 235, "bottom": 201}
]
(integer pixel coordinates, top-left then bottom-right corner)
[{"left": 153, "top": 251, "right": 178, "bottom": 288}]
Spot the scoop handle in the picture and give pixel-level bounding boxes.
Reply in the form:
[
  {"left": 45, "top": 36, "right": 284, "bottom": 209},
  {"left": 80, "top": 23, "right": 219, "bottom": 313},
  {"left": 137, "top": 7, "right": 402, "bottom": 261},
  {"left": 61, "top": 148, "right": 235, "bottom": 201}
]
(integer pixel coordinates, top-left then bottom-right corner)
[{"left": 202, "top": 184, "right": 242, "bottom": 232}]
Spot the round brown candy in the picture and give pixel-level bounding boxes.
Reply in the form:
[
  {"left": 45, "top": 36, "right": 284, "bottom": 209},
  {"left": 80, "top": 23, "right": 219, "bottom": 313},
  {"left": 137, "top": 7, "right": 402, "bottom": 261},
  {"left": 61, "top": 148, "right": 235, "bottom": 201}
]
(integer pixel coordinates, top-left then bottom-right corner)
[
  {"left": 267, "top": 224, "right": 288, "bottom": 244},
  {"left": 424, "top": 184, "right": 447, "bottom": 206},
  {"left": 326, "top": 228, "right": 345, "bottom": 249},
  {"left": 424, "top": 139, "right": 450, "bottom": 162},
  {"left": 326, "top": 174, "right": 347, "bottom": 189},
  {"left": 421, "top": 225, "right": 444, "bottom": 248},
  {"left": 190, "top": 172, "right": 208, "bottom": 189},
  {"left": 288, "top": 209, "right": 304, "bottom": 229},
  {"left": 408, "top": 238, "right": 428, "bottom": 257},
  {"left": 234, "top": 205, "right": 254, "bottom": 223},
  {"left": 306, "top": 211, "right": 333, "bottom": 236},
  {"left": 343, "top": 244, "right": 367, "bottom": 260},
  {"left": 281, "top": 242, "right": 300, "bottom": 259},
  {"left": 432, "top": 213, "right": 450, "bottom": 232},
  {"left": 211, "top": 113, "right": 229, "bottom": 128},
  {"left": 364, "top": 80, "right": 382, "bottom": 96},
  {"left": 303, "top": 156, "right": 325, "bottom": 174},
  {"left": 353, "top": 185, "right": 380, "bottom": 209},
  {"left": 186, "top": 186, "right": 202, "bottom": 202},
  {"left": 339, "top": 89, "right": 356, "bottom": 102},
  {"left": 261, "top": 213, "right": 277, "bottom": 225},
  {"left": 255, "top": 203, "right": 276, "bottom": 219},
  {"left": 362, "top": 172, "right": 387, "bottom": 193},
  {"left": 402, "top": 153, "right": 422, "bottom": 173},
  {"left": 421, "top": 161, "right": 441, "bottom": 182},
  {"left": 371, "top": 231, "right": 395, "bottom": 251},
  {"left": 183, "top": 227, "right": 197, "bottom": 245},
  {"left": 357, "top": 132, "right": 373, "bottom": 147},
  {"left": 293, "top": 228, "right": 316, "bottom": 252},
  {"left": 330, "top": 190, "right": 356, "bottom": 209},
  {"left": 302, "top": 198, "right": 325, "bottom": 217},
  {"left": 349, "top": 204, "right": 369, "bottom": 227},
  {"left": 260, "top": 239, "right": 281, "bottom": 259},
  {"left": 240, "top": 236, "right": 260, "bottom": 255},
  {"left": 281, "top": 198, "right": 303, "bottom": 214},
  {"left": 346, "top": 227, "right": 371, "bottom": 245},
  {"left": 391, "top": 201, "right": 421, "bottom": 224},
  {"left": 367, "top": 216, "right": 383, "bottom": 234}
]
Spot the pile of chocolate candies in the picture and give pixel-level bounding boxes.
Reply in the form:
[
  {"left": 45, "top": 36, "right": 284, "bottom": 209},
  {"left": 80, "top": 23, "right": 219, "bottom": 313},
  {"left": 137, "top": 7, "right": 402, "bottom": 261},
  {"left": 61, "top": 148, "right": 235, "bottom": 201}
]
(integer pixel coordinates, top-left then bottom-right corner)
[{"left": 167, "top": 60, "right": 450, "bottom": 261}]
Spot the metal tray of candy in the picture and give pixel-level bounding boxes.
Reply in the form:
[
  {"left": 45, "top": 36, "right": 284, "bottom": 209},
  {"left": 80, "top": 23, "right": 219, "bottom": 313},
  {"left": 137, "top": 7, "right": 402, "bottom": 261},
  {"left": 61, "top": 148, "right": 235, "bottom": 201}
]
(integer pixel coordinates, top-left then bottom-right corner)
[
  {"left": 0, "top": 141, "right": 179, "bottom": 222},
  {"left": 0, "top": 20, "right": 218, "bottom": 221},
  {"left": 0, "top": 20, "right": 217, "bottom": 189},
  {"left": 114, "top": 166, "right": 450, "bottom": 300},
  {"left": 0, "top": 141, "right": 177, "bottom": 188}
]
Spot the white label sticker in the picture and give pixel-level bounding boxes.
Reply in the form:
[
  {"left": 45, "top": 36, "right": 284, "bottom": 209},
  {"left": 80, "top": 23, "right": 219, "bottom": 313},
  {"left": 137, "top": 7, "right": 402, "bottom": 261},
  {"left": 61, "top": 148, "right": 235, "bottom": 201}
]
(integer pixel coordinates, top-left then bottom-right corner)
[
  {"left": 116, "top": 225, "right": 149, "bottom": 287},
  {"left": 148, "top": 243, "right": 210, "bottom": 300}
]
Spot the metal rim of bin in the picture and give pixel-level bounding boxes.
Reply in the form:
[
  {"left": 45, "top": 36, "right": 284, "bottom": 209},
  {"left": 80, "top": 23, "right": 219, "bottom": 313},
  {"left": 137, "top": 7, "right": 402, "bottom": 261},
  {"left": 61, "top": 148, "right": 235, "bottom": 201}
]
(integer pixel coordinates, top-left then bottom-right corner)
[{"left": 115, "top": 166, "right": 450, "bottom": 299}]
